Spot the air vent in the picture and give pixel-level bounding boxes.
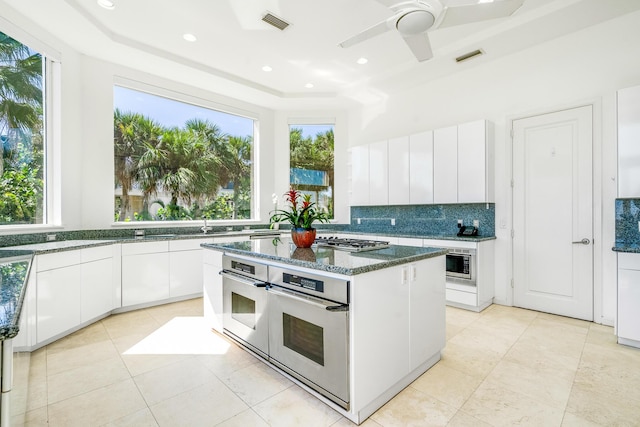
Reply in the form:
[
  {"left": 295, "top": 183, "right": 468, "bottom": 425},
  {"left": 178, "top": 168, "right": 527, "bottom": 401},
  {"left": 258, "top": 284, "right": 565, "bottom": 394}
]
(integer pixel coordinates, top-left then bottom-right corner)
[
  {"left": 455, "top": 49, "right": 484, "bottom": 63},
  {"left": 262, "top": 12, "right": 290, "bottom": 31}
]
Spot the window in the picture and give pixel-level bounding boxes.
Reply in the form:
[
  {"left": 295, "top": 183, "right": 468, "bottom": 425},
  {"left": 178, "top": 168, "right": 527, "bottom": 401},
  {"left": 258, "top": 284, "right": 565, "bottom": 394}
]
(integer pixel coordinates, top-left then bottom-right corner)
[
  {"left": 289, "top": 124, "right": 334, "bottom": 218},
  {"left": 113, "top": 85, "right": 255, "bottom": 222},
  {"left": 0, "top": 31, "right": 46, "bottom": 226}
]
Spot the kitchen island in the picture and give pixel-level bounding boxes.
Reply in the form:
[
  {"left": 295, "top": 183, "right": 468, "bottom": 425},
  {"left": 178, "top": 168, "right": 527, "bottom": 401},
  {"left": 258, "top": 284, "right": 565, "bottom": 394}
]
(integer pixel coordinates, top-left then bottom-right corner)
[{"left": 202, "top": 238, "right": 447, "bottom": 425}]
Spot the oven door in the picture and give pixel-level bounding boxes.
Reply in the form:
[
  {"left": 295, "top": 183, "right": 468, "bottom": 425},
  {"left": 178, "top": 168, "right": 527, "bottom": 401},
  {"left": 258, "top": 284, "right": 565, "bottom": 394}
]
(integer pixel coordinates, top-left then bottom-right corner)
[
  {"left": 267, "top": 286, "right": 349, "bottom": 409},
  {"left": 221, "top": 270, "right": 269, "bottom": 358}
]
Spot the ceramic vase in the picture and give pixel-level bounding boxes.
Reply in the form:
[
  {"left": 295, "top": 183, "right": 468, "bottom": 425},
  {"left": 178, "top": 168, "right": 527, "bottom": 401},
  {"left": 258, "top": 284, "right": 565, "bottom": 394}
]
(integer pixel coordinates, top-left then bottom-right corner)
[{"left": 291, "top": 228, "right": 316, "bottom": 248}]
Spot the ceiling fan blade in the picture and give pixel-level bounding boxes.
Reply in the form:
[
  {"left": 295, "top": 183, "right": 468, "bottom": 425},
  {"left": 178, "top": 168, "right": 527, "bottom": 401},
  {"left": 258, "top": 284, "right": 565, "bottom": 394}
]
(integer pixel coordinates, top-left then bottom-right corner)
[
  {"left": 438, "top": 0, "right": 524, "bottom": 28},
  {"left": 402, "top": 32, "right": 433, "bottom": 62},
  {"left": 339, "top": 20, "right": 390, "bottom": 48}
]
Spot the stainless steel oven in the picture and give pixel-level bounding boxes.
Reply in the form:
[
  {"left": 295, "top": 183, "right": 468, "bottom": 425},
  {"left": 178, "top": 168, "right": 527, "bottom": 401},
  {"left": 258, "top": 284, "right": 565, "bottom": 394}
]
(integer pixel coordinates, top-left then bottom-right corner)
[
  {"left": 267, "top": 266, "right": 350, "bottom": 410},
  {"left": 445, "top": 248, "right": 476, "bottom": 285},
  {"left": 221, "top": 256, "right": 270, "bottom": 358}
]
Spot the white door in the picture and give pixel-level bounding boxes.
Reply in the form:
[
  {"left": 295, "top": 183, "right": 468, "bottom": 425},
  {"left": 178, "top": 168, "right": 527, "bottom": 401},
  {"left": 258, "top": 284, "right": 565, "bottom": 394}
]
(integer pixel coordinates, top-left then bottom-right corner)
[{"left": 512, "top": 105, "right": 593, "bottom": 321}]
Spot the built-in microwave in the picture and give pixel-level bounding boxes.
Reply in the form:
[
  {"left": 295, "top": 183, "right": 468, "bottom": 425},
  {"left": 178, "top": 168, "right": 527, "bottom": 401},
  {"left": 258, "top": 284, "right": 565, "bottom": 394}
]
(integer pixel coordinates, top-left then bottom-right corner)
[{"left": 445, "top": 248, "right": 476, "bottom": 285}]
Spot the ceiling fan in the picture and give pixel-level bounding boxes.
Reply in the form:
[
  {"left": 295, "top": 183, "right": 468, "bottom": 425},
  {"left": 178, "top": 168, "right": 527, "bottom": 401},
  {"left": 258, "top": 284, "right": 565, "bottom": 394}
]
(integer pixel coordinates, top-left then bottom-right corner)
[{"left": 338, "top": 0, "right": 524, "bottom": 62}]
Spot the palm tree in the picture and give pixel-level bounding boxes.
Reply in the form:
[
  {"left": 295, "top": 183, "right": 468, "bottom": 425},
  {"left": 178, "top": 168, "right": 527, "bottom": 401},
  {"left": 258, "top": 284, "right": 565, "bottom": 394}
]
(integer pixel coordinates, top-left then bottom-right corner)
[
  {"left": 113, "top": 110, "right": 162, "bottom": 221},
  {"left": 226, "top": 135, "right": 252, "bottom": 218}
]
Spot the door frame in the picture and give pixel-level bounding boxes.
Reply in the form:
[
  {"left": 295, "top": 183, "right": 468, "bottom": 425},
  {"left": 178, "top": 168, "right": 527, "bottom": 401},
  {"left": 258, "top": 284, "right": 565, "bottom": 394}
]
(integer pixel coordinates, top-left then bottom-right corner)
[{"left": 505, "top": 98, "right": 605, "bottom": 323}]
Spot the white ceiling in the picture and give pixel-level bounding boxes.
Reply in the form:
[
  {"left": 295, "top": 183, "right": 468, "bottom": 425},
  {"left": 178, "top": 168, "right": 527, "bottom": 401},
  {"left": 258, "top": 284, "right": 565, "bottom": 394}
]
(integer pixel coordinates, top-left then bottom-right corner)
[{"left": 3, "top": 0, "right": 640, "bottom": 109}]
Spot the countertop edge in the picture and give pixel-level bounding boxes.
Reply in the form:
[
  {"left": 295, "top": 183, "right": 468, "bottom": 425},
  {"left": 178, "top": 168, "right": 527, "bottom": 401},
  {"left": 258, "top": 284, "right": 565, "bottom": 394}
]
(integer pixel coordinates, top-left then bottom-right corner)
[{"left": 612, "top": 246, "right": 640, "bottom": 254}]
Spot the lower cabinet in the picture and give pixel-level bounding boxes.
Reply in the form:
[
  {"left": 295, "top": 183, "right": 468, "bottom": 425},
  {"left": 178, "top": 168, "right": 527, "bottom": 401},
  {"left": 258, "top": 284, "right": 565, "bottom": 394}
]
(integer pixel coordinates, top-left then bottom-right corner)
[
  {"left": 169, "top": 239, "right": 212, "bottom": 298},
  {"left": 617, "top": 253, "right": 640, "bottom": 348},
  {"left": 36, "top": 264, "right": 82, "bottom": 343},
  {"left": 122, "top": 251, "right": 170, "bottom": 306}
]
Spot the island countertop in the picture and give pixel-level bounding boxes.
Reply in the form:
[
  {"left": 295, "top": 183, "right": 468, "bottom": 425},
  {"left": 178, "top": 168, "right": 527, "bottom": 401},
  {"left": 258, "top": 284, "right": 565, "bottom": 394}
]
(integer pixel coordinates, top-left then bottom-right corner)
[
  {"left": 0, "top": 253, "right": 33, "bottom": 340},
  {"left": 202, "top": 238, "right": 447, "bottom": 275}
]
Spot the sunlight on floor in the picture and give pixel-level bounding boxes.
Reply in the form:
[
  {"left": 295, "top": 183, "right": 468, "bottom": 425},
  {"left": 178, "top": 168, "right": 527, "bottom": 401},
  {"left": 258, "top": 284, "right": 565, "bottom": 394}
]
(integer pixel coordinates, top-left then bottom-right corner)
[{"left": 123, "top": 316, "right": 231, "bottom": 355}]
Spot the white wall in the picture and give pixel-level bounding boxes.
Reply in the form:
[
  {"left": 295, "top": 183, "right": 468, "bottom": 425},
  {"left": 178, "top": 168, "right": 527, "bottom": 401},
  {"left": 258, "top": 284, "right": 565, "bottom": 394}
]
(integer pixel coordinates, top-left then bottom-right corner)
[{"left": 346, "top": 10, "right": 640, "bottom": 325}]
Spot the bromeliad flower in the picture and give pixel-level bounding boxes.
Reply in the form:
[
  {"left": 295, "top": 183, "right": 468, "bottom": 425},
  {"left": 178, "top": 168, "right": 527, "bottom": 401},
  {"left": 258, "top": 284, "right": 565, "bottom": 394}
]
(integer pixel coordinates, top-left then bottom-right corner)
[{"left": 269, "top": 188, "right": 330, "bottom": 229}]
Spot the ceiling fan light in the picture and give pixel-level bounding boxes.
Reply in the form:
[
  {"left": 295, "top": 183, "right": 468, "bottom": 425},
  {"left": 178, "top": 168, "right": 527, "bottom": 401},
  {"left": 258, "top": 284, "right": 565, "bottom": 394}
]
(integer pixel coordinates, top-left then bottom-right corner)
[{"left": 396, "top": 10, "right": 435, "bottom": 36}]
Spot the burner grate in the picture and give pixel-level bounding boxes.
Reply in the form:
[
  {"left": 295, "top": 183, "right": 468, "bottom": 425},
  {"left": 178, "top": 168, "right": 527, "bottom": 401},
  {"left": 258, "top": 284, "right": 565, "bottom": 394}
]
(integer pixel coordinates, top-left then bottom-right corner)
[{"left": 314, "top": 237, "right": 390, "bottom": 252}]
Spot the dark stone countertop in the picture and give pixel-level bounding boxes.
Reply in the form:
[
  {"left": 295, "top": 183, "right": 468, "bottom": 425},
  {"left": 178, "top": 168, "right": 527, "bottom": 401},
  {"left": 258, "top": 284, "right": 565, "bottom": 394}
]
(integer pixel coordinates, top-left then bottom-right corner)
[
  {"left": 0, "top": 253, "right": 33, "bottom": 341},
  {"left": 202, "top": 238, "right": 447, "bottom": 276},
  {"left": 612, "top": 244, "right": 640, "bottom": 254}
]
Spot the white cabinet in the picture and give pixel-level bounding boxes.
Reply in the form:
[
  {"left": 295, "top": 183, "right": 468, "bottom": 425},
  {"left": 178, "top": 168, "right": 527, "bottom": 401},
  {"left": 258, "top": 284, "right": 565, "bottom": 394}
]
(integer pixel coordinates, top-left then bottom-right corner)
[
  {"left": 203, "top": 249, "right": 224, "bottom": 333},
  {"left": 617, "top": 253, "right": 640, "bottom": 348},
  {"left": 369, "top": 140, "right": 389, "bottom": 205},
  {"left": 80, "top": 245, "right": 118, "bottom": 323},
  {"left": 350, "top": 145, "right": 370, "bottom": 206},
  {"left": 617, "top": 85, "right": 640, "bottom": 197},
  {"left": 35, "top": 252, "right": 82, "bottom": 343},
  {"left": 409, "top": 130, "right": 434, "bottom": 204},
  {"left": 169, "top": 238, "right": 212, "bottom": 298},
  {"left": 121, "top": 241, "right": 170, "bottom": 307},
  {"left": 458, "top": 120, "right": 493, "bottom": 203},
  {"left": 388, "top": 136, "right": 410, "bottom": 205},
  {"left": 433, "top": 125, "right": 458, "bottom": 203}
]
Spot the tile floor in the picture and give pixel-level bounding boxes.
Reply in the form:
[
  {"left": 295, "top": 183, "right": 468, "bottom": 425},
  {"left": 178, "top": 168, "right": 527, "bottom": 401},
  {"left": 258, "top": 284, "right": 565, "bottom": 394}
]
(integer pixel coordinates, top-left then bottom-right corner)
[{"left": 10, "top": 298, "right": 640, "bottom": 426}]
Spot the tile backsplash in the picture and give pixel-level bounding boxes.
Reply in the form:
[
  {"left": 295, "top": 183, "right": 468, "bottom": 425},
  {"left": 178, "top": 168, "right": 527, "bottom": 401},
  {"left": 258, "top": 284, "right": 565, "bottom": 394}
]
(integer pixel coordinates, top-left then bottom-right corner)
[
  {"left": 615, "top": 198, "right": 640, "bottom": 245},
  {"left": 350, "top": 203, "right": 495, "bottom": 237}
]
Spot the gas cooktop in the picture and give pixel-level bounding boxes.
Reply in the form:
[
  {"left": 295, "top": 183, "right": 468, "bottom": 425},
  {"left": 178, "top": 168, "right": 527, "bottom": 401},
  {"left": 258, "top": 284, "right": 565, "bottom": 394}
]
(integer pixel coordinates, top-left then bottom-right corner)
[{"left": 314, "top": 237, "right": 390, "bottom": 252}]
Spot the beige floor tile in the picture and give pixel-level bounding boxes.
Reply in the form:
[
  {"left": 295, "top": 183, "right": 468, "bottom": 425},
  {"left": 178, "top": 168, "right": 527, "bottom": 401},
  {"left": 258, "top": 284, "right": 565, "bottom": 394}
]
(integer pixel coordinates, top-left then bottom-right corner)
[
  {"left": 503, "top": 339, "right": 581, "bottom": 374},
  {"left": 121, "top": 352, "right": 190, "bottom": 377},
  {"left": 252, "top": 385, "right": 342, "bottom": 427},
  {"left": 14, "top": 406, "right": 48, "bottom": 427},
  {"left": 196, "top": 340, "right": 261, "bottom": 378},
  {"left": 446, "top": 410, "right": 493, "bottom": 427},
  {"left": 214, "top": 409, "right": 270, "bottom": 427},
  {"left": 446, "top": 307, "right": 483, "bottom": 329},
  {"left": 560, "top": 411, "right": 603, "bottom": 427},
  {"left": 149, "top": 379, "right": 249, "bottom": 427},
  {"left": 410, "top": 363, "right": 482, "bottom": 409},
  {"left": 103, "top": 408, "right": 160, "bottom": 427},
  {"left": 133, "top": 357, "right": 217, "bottom": 406},
  {"left": 536, "top": 312, "right": 592, "bottom": 330},
  {"left": 47, "top": 356, "right": 130, "bottom": 404},
  {"left": 486, "top": 359, "right": 574, "bottom": 409},
  {"left": 515, "top": 321, "right": 587, "bottom": 360},
  {"left": 101, "top": 309, "right": 161, "bottom": 340},
  {"left": 330, "top": 416, "right": 383, "bottom": 426},
  {"left": 46, "top": 339, "right": 121, "bottom": 376},
  {"left": 370, "top": 386, "right": 457, "bottom": 427},
  {"left": 446, "top": 324, "right": 464, "bottom": 341},
  {"left": 45, "top": 320, "right": 111, "bottom": 354},
  {"left": 585, "top": 323, "right": 617, "bottom": 347},
  {"left": 460, "top": 377, "right": 564, "bottom": 426},
  {"left": 144, "top": 298, "right": 204, "bottom": 324},
  {"left": 438, "top": 341, "right": 502, "bottom": 379},
  {"left": 46, "top": 378, "right": 147, "bottom": 427},
  {"left": 446, "top": 323, "right": 519, "bottom": 357},
  {"left": 566, "top": 383, "right": 640, "bottom": 426},
  {"left": 220, "top": 359, "right": 293, "bottom": 406}
]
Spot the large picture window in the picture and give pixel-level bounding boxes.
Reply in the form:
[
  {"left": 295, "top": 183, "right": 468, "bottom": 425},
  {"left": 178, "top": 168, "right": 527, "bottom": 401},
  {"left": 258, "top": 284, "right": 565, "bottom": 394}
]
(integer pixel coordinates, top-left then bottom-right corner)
[
  {"left": 289, "top": 124, "right": 334, "bottom": 218},
  {"left": 0, "top": 31, "right": 46, "bottom": 226},
  {"left": 113, "top": 86, "right": 255, "bottom": 222}
]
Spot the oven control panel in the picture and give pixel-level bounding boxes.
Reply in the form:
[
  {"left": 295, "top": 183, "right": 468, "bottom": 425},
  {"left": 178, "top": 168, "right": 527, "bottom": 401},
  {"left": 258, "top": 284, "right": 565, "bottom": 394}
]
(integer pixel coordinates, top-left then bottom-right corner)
[{"left": 283, "top": 273, "right": 324, "bottom": 293}]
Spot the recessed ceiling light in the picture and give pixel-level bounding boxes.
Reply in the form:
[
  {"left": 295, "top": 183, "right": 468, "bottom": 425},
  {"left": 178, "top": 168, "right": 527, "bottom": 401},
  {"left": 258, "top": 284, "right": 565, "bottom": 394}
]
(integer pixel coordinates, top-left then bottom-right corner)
[
  {"left": 183, "top": 33, "right": 197, "bottom": 42},
  {"left": 97, "top": 0, "right": 115, "bottom": 10},
  {"left": 305, "top": 83, "right": 314, "bottom": 88},
  {"left": 262, "top": 65, "right": 273, "bottom": 72},
  {"left": 478, "top": 0, "right": 494, "bottom": 3},
  {"left": 357, "top": 57, "right": 368, "bottom": 65}
]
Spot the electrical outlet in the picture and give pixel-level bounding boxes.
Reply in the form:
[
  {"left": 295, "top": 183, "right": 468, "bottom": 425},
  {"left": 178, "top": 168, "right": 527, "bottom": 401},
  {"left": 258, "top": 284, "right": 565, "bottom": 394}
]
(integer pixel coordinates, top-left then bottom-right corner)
[
  {"left": 46, "top": 234, "right": 56, "bottom": 241},
  {"left": 391, "top": 218, "right": 396, "bottom": 226},
  {"left": 457, "top": 219, "right": 463, "bottom": 227},
  {"left": 357, "top": 218, "right": 361, "bottom": 225},
  {"left": 473, "top": 220, "right": 479, "bottom": 228},
  {"left": 638, "top": 221, "right": 640, "bottom": 232}
]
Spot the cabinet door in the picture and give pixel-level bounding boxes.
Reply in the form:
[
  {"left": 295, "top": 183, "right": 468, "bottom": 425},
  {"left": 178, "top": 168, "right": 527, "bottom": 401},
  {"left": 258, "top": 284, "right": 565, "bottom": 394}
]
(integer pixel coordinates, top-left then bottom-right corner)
[
  {"left": 409, "top": 130, "right": 434, "bottom": 204},
  {"left": 458, "top": 120, "right": 487, "bottom": 202},
  {"left": 618, "top": 267, "right": 640, "bottom": 342},
  {"left": 170, "top": 249, "right": 204, "bottom": 297},
  {"left": 350, "top": 145, "right": 370, "bottom": 206},
  {"left": 81, "top": 258, "right": 114, "bottom": 322},
  {"left": 369, "top": 140, "right": 389, "bottom": 205},
  {"left": 618, "top": 85, "right": 640, "bottom": 197},
  {"left": 388, "top": 136, "right": 410, "bottom": 205},
  {"left": 37, "top": 265, "right": 82, "bottom": 343},
  {"left": 433, "top": 126, "right": 458, "bottom": 203},
  {"left": 122, "top": 252, "right": 170, "bottom": 306}
]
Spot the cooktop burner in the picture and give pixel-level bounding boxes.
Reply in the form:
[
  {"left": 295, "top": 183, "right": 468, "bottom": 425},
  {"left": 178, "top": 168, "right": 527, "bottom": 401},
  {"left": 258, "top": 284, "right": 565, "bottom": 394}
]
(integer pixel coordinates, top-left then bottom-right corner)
[{"left": 314, "top": 236, "right": 390, "bottom": 252}]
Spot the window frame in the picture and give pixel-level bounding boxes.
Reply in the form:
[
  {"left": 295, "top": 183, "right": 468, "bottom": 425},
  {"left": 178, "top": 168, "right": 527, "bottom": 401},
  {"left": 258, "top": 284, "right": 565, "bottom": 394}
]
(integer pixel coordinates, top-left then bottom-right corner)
[{"left": 111, "top": 77, "right": 260, "bottom": 226}]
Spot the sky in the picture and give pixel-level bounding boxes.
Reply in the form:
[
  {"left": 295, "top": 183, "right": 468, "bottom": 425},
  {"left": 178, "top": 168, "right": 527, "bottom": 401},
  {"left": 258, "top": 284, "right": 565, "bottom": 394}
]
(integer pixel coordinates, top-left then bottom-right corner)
[{"left": 114, "top": 86, "right": 333, "bottom": 140}]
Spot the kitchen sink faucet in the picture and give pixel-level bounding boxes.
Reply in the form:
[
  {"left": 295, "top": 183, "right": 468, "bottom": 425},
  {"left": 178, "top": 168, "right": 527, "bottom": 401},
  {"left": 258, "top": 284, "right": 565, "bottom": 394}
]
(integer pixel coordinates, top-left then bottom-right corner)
[{"left": 201, "top": 218, "right": 212, "bottom": 234}]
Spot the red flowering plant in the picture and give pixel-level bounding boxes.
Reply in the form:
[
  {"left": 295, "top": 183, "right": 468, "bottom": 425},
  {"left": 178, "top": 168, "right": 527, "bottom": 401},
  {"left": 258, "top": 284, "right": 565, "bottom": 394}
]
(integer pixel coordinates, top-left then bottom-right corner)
[{"left": 269, "top": 188, "right": 330, "bottom": 230}]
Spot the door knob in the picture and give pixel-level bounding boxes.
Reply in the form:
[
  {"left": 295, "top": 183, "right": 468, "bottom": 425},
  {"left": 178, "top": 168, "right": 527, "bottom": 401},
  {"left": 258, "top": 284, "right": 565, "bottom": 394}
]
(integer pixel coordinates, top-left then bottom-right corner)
[{"left": 572, "top": 238, "right": 590, "bottom": 245}]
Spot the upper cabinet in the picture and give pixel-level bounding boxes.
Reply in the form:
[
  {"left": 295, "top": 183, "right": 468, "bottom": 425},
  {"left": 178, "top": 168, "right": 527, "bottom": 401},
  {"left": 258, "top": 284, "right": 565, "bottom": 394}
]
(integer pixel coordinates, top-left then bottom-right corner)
[
  {"left": 350, "top": 120, "right": 493, "bottom": 207},
  {"left": 618, "top": 85, "right": 640, "bottom": 197}
]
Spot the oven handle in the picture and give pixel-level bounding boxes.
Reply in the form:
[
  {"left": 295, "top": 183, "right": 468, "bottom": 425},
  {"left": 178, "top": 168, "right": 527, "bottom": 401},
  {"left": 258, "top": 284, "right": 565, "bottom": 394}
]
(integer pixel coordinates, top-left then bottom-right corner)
[
  {"left": 267, "top": 287, "right": 348, "bottom": 312},
  {"left": 219, "top": 270, "right": 268, "bottom": 287}
]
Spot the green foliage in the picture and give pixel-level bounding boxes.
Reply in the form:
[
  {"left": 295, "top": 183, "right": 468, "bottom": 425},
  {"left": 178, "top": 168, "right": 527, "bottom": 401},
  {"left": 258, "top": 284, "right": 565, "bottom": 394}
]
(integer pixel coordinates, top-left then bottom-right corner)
[{"left": 0, "top": 165, "right": 42, "bottom": 224}]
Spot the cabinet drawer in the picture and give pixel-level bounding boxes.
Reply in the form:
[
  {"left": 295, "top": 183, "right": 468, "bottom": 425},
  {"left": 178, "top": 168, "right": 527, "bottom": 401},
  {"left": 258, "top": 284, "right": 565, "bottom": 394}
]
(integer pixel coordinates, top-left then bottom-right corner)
[
  {"left": 36, "top": 251, "right": 82, "bottom": 272},
  {"left": 169, "top": 238, "right": 212, "bottom": 252},
  {"left": 446, "top": 288, "right": 477, "bottom": 306},
  {"left": 81, "top": 245, "right": 113, "bottom": 263},
  {"left": 618, "top": 253, "right": 640, "bottom": 270},
  {"left": 121, "top": 240, "right": 169, "bottom": 256}
]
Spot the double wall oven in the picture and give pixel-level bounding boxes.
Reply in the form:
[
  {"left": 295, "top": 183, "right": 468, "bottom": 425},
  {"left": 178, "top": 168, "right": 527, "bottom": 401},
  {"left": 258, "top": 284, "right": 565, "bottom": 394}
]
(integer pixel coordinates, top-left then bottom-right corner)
[{"left": 220, "top": 254, "right": 350, "bottom": 409}]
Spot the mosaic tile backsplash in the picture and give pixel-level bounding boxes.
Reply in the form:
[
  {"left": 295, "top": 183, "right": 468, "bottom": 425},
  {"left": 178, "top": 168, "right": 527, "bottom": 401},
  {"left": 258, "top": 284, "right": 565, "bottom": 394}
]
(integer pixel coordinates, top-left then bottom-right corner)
[
  {"left": 615, "top": 198, "right": 640, "bottom": 245},
  {"left": 350, "top": 203, "right": 495, "bottom": 237}
]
